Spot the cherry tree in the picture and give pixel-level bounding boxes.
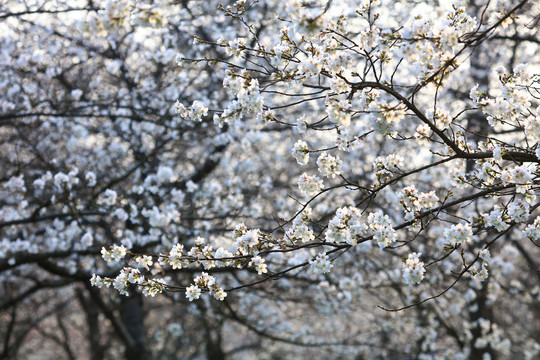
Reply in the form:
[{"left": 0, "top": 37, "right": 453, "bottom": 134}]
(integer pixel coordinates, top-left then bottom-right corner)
[{"left": 2, "top": 0, "right": 540, "bottom": 359}]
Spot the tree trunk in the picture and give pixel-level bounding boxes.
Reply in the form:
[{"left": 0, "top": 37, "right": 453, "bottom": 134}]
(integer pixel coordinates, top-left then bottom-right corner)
[{"left": 120, "top": 292, "right": 150, "bottom": 360}]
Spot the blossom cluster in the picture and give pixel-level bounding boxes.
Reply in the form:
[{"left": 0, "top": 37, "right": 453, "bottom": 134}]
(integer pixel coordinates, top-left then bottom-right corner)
[
  {"left": 214, "top": 70, "right": 264, "bottom": 126},
  {"left": 175, "top": 100, "right": 209, "bottom": 122},
  {"left": 233, "top": 224, "right": 261, "bottom": 255},
  {"left": 525, "top": 106, "right": 540, "bottom": 144},
  {"left": 249, "top": 256, "right": 268, "bottom": 275},
  {"left": 95, "top": 240, "right": 232, "bottom": 301},
  {"left": 297, "top": 173, "right": 324, "bottom": 196},
  {"left": 168, "top": 244, "right": 188, "bottom": 270},
  {"left": 84, "top": 0, "right": 131, "bottom": 34},
  {"left": 523, "top": 217, "right": 540, "bottom": 241},
  {"left": 500, "top": 166, "right": 533, "bottom": 193},
  {"left": 326, "top": 98, "right": 352, "bottom": 126},
  {"left": 470, "top": 249, "right": 491, "bottom": 281},
  {"left": 326, "top": 207, "right": 368, "bottom": 245},
  {"left": 506, "top": 199, "right": 530, "bottom": 223},
  {"left": 471, "top": 65, "right": 532, "bottom": 128},
  {"left": 335, "top": 129, "right": 354, "bottom": 151},
  {"left": 402, "top": 252, "right": 426, "bottom": 285},
  {"left": 477, "top": 195, "right": 530, "bottom": 230},
  {"left": 101, "top": 245, "right": 128, "bottom": 262},
  {"left": 396, "top": 5, "right": 477, "bottom": 80},
  {"left": 185, "top": 272, "right": 227, "bottom": 301},
  {"left": 481, "top": 208, "right": 509, "bottom": 232},
  {"left": 93, "top": 220, "right": 275, "bottom": 301},
  {"left": 373, "top": 154, "right": 404, "bottom": 185},
  {"left": 414, "top": 124, "right": 432, "bottom": 145},
  {"left": 444, "top": 223, "right": 473, "bottom": 246},
  {"left": 84, "top": 0, "right": 167, "bottom": 35},
  {"left": 285, "top": 208, "right": 315, "bottom": 244},
  {"left": 91, "top": 268, "right": 166, "bottom": 297},
  {"left": 317, "top": 152, "right": 342, "bottom": 178},
  {"left": 368, "top": 210, "right": 397, "bottom": 249},
  {"left": 292, "top": 140, "right": 309, "bottom": 165},
  {"left": 399, "top": 185, "right": 439, "bottom": 213},
  {"left": 309, "top": 252, "right": 333, "bottom": 274}
]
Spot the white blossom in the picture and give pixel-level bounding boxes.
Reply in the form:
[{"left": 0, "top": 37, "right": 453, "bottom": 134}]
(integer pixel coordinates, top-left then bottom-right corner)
[
  {"left": 309, "top": 252, "right": 333, "bottom": 274},
  {"left": 402, "top": 252, "right": 426, "bottom": 285}
]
